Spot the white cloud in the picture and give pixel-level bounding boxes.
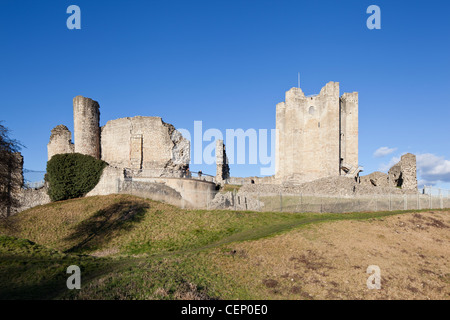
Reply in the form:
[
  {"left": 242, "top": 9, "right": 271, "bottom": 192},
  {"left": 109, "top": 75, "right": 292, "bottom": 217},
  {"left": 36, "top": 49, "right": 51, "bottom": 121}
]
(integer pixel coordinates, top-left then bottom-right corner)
[
  {"left": 373, "top": 146, "right": 397, "bottom": 158},
  {"left": 416, "top": 153, "right": 450, "bottom": 186},
  {"left": 379, "top": 156, "right": 401, "bottom": 172}
]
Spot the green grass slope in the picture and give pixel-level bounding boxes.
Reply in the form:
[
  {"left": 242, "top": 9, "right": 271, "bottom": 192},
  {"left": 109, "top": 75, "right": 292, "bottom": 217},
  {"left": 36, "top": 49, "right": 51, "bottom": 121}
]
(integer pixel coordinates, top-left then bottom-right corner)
[{"left": 0, "top": 194, "right": 441, "bottom": 299}]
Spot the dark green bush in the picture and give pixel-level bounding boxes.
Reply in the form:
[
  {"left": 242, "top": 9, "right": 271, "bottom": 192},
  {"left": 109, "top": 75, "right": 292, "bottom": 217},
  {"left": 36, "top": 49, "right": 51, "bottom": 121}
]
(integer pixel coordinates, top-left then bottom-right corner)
[{"left": 45, "top": 153, "right": 107, "bottom": 202}]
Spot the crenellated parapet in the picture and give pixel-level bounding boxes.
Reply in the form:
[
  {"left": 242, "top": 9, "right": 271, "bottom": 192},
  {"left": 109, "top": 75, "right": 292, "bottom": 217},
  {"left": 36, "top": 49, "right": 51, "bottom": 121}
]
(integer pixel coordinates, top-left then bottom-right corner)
[{"left": 275, "top": 81, "right": 359, "bottom": 183}]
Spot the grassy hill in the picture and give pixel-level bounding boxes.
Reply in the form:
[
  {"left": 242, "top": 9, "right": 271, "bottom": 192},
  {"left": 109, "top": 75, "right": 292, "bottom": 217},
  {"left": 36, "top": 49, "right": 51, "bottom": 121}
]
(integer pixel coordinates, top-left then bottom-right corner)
[{"left": 0, "top": 194, "right": 448, "bottom": 299}]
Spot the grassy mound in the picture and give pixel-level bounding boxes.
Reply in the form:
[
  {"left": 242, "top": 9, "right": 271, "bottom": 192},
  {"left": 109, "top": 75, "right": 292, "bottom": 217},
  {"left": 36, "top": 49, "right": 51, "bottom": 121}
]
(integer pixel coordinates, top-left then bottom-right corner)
[
  {"left": 0, "top": 194, "right": 408, "bottom": 257},
  {"left": 1, "top": 194, "right": 448, "bottom": 300}
]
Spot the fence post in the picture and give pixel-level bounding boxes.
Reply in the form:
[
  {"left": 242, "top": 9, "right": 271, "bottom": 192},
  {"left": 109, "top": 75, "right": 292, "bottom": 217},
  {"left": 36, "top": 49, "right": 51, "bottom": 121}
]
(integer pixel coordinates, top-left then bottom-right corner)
[
  {"left": 300, "top": 193, "right": 302, "bottom": 212},
  {"left": 320, "top": 196, "right": 323, "bottom": 213},
  {"left": 389, "top": 192, "right": 392, "bottom": 211},
  {"left": 417, "top": 192, "right": 420, "bottom": 210},
  {"left": 429, "top": 193, "right": 432, "bottom": 209},
  {"left": 257, "top": 192, "right": 260, "bottom": 211},
  {"left": 279, "top": 192, "right": 283, "bottom": 212}
]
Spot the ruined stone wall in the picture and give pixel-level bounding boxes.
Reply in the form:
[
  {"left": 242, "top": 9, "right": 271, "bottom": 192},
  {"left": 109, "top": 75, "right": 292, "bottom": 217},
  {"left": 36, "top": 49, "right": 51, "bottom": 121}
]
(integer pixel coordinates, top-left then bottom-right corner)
[
  {"left": 276, "top": 82, "right": 347, "bottom": 183},
  {"left": 86, "top": 166, "right": 123, "bottom": 196},
  {"left": 240, "top": 175, "right": 417, "bottom": 197},
  {"left": 360, "top": 171, "right": 389, "bottom": 188},
  {"left": 388, "top": 153, "right": 417, "bottom": 190},
  {"left": 0, "top": 153, "right": 49, "bottom": 217},
  {"left": 17, "top": 186, "right": 51, "bottom": 212},
  {"left": 3, "top": 153, "right": 24, "bottom": 216},
  {"left": 13, "top": 152, "right": 23, "bottom": 190},
  {"left": 226, "top": 176, "right": 277, "bottom": 185},
  {"left": 339, "top": 92, "right": 358, "bottom": 173},
  {"left": 131, "top": 177, "right": 217, "bottom": 208},
  {"left": 73, "top": 96, "right": 100, "bottom": 159},
  {"left": 216, "top": 139, "right": 230, "bottom": 183},
  {"left": 210, "top": 191, "right": 263, "bottom": 211},
  {"left": 87, "top": 165, "right": 216, "bottom": 209},
  {"left": 47, "top": 125, "right": 74, "bottom": 160},
  {"left": 100, "top": 116, "right": 189, "bottom": 177}
]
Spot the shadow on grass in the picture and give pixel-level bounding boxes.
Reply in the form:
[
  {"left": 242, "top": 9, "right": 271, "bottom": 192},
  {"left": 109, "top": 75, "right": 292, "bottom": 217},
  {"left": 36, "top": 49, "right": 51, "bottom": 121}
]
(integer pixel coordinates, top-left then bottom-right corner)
[
  {"left": 0, "top": 253, "right": 127, "bottom": 299},
  {"left": 64, "top": 201, "right": 150, "bottom": 253},
  {"left": 0, "top": 215, "right": 20, "bottom": 234}
]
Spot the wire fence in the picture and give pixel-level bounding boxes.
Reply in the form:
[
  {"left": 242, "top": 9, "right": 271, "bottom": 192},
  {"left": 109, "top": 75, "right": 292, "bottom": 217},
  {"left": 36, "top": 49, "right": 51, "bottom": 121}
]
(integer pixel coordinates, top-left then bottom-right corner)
[
  {"left": 163, "top": 185, "right": 450, "bottom": 213},
  {"left": 248, "top": 191, "right": 450, "bottom": 213},
  {"left": 22, "top": 174, "right": 450, "bottom": 213},
  {"left": 24, "top": 180, "right": 45, "bottom": 189}
]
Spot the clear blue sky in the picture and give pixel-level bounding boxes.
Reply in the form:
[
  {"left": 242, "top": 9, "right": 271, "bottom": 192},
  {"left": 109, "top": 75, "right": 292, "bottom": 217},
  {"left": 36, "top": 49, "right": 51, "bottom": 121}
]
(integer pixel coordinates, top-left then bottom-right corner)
[{"left": 1, "top": 0, "right": 449, "bottom": 188}]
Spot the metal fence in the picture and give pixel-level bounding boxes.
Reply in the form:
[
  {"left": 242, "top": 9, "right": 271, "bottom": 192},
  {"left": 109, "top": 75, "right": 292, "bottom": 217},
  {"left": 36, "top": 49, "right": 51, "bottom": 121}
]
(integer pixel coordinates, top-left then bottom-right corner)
[
  {"left": 175, "top": 186, "right": 450, "bottom": 213},
  {"left": 24, "top": 180, "right": 45, "bottom": 189},
  {"left": 250, "top": 191, "right": 450, "bottom": 213}
]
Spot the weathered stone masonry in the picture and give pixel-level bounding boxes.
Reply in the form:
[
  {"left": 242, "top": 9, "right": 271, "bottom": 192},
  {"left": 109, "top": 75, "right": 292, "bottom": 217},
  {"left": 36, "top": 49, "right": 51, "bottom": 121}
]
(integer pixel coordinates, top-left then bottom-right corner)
[
  {"left": 388, "top": 153, "right": 417, "bottom": 190},
  {"left": 215, "top": 139, "right": 230, "bottom": 183},
  {"left": 48, "top": 96, "right": 190, "bottom": 178},
  {"left": 73, "top": 96, "right": 101, "bottom": 159},
  {"left": 47, "top": 125, "right": 74, "bottom": 160},
  {"left": 275, "top": 82, "right": 359, "bottom": 183}
]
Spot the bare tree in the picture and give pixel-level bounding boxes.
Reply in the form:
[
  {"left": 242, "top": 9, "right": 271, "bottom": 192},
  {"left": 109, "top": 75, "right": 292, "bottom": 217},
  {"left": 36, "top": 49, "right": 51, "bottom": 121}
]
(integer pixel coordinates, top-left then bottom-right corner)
[{"left": 0, "top": 122, "right": 24, "bottom": 217}]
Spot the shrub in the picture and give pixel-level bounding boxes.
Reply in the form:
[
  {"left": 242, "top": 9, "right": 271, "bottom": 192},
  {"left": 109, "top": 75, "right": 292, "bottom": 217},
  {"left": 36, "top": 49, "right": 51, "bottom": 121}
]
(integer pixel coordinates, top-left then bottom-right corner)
[{"left": 45, "top": 153, "right": 107, "bottom": 202}]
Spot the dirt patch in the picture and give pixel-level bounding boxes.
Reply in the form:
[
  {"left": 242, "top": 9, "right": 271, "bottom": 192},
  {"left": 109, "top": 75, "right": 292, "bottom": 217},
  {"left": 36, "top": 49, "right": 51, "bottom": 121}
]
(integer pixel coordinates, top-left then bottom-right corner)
[
  {"left": 425, "top": 217, "right": 448, "bottom": 229},
  {"left": 290, "top": 249, "right": 334, "bottom": 271},
  {"left": 90, "top": 247, "right": 120, "bottom": 257},
  {"left": 174, "top": 281, "right": 214, "bottom": 300},
  {"left": 263, "top": 279, "right": 279, "bottom": 288}
]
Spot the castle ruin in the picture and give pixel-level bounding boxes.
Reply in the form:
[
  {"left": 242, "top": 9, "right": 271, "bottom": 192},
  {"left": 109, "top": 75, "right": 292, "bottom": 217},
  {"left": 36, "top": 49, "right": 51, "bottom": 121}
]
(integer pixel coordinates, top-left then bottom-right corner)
[
  {"left": 48, "top": 96, "right": 190, "bottom": 178},
  {"left": 43, "top": 95, "right": 217, "bottom": 209},
  {"left": 275, "top": 82, "right": 359, "bottom": 183},
  {"left": 10, "top": 80, "right": 420, "bottom": 215}
]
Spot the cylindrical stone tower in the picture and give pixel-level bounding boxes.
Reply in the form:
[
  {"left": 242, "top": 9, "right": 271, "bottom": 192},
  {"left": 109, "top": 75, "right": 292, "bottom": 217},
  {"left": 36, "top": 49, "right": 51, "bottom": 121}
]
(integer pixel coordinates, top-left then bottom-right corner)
[{"left": 73, "top": 96, "right": 100, "bottom": 159}]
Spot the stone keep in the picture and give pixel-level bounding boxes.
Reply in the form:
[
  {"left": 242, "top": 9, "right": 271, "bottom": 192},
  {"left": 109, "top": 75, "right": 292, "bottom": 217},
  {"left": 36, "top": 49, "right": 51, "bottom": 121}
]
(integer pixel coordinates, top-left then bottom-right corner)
[
  {"left": 275, "top": 82, "right": 358, "bottom": 183},
  {"left": 73, "top": 96, "right": 101, "bottom": 159}
]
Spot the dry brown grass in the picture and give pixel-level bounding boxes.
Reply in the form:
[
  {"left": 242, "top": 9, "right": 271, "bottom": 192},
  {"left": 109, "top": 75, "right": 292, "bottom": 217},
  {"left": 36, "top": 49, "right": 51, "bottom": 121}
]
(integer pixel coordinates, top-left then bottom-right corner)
[{"left": 206, "top": 210, "right": 450, "bottom": 300}]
